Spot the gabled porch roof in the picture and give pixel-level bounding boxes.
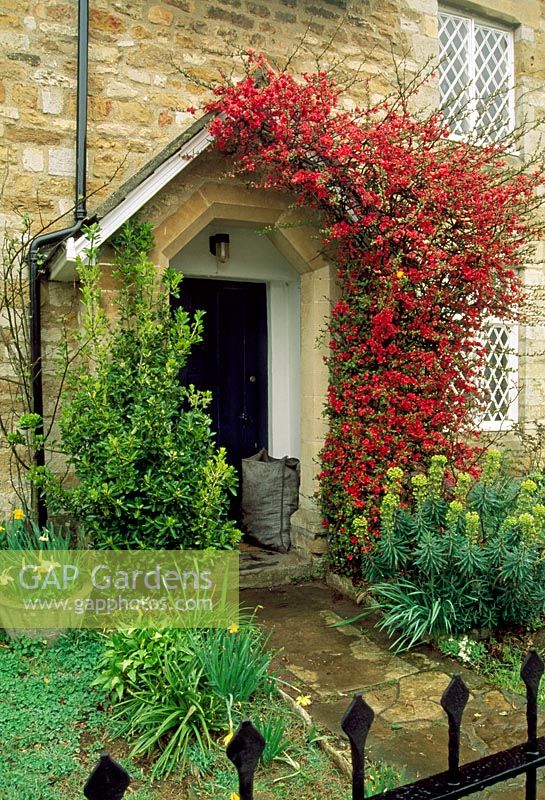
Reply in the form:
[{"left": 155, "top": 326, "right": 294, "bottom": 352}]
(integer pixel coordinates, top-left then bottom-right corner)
[{"left": 49, "top": 114, "right": 213, "bottom": 280}]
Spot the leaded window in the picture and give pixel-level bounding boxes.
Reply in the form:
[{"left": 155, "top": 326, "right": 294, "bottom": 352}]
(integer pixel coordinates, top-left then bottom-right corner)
[
  {"left": 438, "top": 10, "right": 514, "bottom": 142},
  {"left": 480, "top": 321, "right": 518, "bottom": 430}
]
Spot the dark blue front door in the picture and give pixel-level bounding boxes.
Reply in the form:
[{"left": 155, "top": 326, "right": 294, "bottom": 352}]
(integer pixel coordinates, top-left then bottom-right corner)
[{"left": 177, "top": 278, "right": 268, "bottom": 473}]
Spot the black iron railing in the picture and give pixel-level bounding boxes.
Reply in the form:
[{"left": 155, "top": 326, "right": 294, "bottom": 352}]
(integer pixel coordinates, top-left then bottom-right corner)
[{"left": 83, "top": 650, "right": 545, "bottom": 800}]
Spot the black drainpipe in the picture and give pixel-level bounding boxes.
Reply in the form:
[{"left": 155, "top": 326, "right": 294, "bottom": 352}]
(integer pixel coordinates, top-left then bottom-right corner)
[{"left": 28, "top": 0, "right": 89, "bottom": 529}]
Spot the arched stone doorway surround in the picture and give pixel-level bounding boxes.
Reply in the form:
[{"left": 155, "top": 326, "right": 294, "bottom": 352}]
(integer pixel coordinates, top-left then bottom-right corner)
[{"left": 48, "top": 136, "right": 337, "bottom": 556}]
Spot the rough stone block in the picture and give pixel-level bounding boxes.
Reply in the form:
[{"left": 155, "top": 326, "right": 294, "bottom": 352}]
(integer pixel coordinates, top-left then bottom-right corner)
[
  {"left": 148, "top": 6, "right": 174, "bottom": 25},
  {"left": 292, "top": 527, "right": 329, "bottom": 555},
  {"left": 129, "top": 24, "right": 150, "bottom": 39},
  {"left": 115, "top": 100, "right": 154, "bottom": 124},
  {"left": 247, "top": 2, "right": 271, "bottom": 17},
  {"left": 125, "top": 44, "right": 170, "bottom": 68},
  {"left": 0, "top": 32, "right": 30, "bottom": 49},
  {"left": 89, "top": 9, "right": 126, "bottom": 34},
  {"left": 90, "top": 97, "right": 113, "bottom": 121},
  {"left": 158, "top": 110, "right": 173, "bottom": 126},
  {"left": 48, "top": 146, "right": 75, "bottom": 176},
  {"left": 105, "top": 81, "right": 138, "bottom": 99},
  {"left": 0, "top": 106, "right": 19, "bottom": 120},
  {"left": 40, "top": 87, "right": 63, "bottom": 114},
  {"left": 6, "top": 51, "right": 40, "bottom": 66},
  {"left": 516, "top": 25, "right": 535, "bottom": 43},
  {"left": 206, "top": 6, "right": 254, "bottom": 29},
  {"left": 22, "top": 147, "right": 44, "bottom": 172},
  {"left": 126, "top": 67, "right": 153, "bottom": 85},
  {"left": 291, "top": 506, "right": 329, "bottom": 555}
]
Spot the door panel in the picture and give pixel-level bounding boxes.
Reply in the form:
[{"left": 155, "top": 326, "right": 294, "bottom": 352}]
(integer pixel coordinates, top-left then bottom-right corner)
[{"left": 176, "top": 278, "right": 268, "bottom": 473}]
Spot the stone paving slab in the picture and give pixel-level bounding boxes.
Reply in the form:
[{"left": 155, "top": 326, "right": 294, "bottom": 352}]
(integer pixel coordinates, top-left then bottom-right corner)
[{"left": 242, "top": 580, "right": 542, "bottom": 796}]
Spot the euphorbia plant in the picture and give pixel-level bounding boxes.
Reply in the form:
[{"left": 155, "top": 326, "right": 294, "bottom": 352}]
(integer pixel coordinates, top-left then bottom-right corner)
[
  {"left": 361, "top": 451, "right": 545, "bottom": 650},
  {"left": 205, "top": 53, "right": 544, "bottom": 574}
]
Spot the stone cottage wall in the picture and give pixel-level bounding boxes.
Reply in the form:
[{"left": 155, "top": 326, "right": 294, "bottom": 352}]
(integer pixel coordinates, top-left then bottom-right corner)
[
  {"left": 1, "top": 0, "right": 545, "bottom": 512},
  {"left": 0, "top": 0, "right": 441, "bottom": 234}
]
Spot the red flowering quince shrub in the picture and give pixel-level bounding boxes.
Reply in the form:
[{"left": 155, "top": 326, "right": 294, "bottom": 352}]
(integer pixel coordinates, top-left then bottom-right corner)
[{"left": 205, "top": 53, "right": 545, "bottom": 575}]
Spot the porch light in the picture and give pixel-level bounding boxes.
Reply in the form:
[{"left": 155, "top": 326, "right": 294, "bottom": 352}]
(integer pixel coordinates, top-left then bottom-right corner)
[{"left": 209, "top": 233, "right": 230, "bottom": 263}]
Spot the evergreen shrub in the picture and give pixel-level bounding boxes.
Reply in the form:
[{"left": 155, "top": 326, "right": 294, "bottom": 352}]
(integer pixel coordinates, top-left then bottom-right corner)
[{"left": 33, "top": 221, "right": 240, "bottom": 550}]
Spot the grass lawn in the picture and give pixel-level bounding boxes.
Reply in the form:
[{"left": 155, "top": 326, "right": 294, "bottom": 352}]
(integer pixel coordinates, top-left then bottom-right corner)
[{"left": 0, "top": 631, "right": 398, "bottom": 800}]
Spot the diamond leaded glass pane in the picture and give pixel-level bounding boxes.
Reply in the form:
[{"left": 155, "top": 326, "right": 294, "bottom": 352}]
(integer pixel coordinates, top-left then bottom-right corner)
[
  {"left": 439, "top": 13, "right": 471, "bottom": 137},
  {"left": 438, "top": 11, "right": 513, "bottom": 142},
  {"left": 481, "top": 323, "right": 517, "bottom": 426},
  {"left": 474, "top": 24, "right": 511, "bottom": 141}
]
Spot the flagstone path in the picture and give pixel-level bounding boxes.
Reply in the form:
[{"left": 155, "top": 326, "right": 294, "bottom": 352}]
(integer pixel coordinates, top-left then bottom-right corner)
[{"left": 242, "top": 581, "right": 540, "bottom": 799}]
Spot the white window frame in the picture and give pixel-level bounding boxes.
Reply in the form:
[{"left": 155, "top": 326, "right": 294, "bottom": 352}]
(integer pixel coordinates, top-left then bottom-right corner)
[
  {"left": 479, "top": 320, "right": 519, "bottom": 432},
  {"left": 438, "top": 7, "right": 515, "bottom": 143}
]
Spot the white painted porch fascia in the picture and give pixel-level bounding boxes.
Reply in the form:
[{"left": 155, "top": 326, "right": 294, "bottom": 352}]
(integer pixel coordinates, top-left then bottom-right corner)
[{"left": 48, "top": 125, "right": 213, "bottom": 281}]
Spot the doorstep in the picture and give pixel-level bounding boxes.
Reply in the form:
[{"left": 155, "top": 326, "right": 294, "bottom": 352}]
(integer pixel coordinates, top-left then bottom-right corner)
[{"left": 238, "top": 541, "right": 316, "bottom": 589}]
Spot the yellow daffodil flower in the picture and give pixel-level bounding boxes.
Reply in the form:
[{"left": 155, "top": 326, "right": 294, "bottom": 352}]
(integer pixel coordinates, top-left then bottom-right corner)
[
  {"left": 228, "top": 623, "right": 239, "bottom": 634},
  {"left": 222, "top": 729, "right": 234, "bottom": 746},
  {"left": 12, "top": 509, "right": 25, "bottom": 521},
  {"left": 34, "top": 559, "right": 60, "bottom": 575},
  {"left": 230, "top": 793, "right": 240, "bottom": 800},
  {"left": 296, "top": 694, "right": 312, "bottom": 707},
  {"left": 0, "top": 570, "right": 13, "bottom": 586}
]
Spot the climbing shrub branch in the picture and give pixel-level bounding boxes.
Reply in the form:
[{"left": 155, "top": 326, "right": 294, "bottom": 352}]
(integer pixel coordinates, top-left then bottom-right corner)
[{"left": 205, "top": 52, "right": 545, "bottom": 574}]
